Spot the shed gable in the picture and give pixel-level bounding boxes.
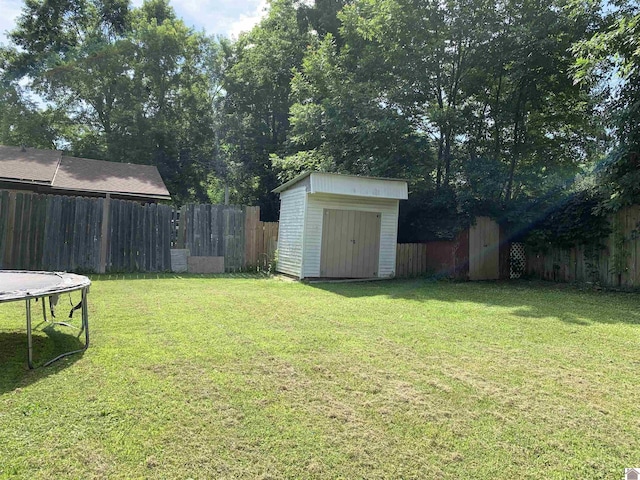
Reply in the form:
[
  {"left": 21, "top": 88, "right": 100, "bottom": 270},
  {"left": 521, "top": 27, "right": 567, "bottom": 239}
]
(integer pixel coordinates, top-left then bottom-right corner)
[{"left": 310, "top": 173, "right": 408, "bottom": 200}]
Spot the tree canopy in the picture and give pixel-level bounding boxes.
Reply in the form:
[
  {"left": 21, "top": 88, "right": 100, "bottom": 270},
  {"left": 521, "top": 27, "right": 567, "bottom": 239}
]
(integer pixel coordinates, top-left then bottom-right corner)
[
  {"left": 1, "top": 0, "right": 221, "bottom": 203},
  {"left": 573, "top": 0, "right": 640, "bottom": 212},
  {"left": 0, "top": 0, "right": 635, "bottom": 235}
]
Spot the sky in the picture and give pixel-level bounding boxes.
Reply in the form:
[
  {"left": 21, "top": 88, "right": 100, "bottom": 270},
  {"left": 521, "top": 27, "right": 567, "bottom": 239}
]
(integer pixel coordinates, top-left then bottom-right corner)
[{"left": 0, "top": 0, "right": 268, "bottom": 45}]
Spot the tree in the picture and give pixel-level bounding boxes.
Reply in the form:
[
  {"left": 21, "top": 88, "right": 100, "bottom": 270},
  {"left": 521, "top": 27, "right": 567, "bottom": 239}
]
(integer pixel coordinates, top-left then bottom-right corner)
[
  {"left": 466, "top": 0, "right": 604, "bottom": 204},
  {"left": 573, "top": 0, "right": 640, "bottom": 210},
  {"left": 337, "top": 0, "right": 602, "bottom": 199},
  {"left": 278, "top": 0, "right": 604, "bottom": 239},
  {"left": 280, "top": 33, "right": 432, "bottom": 182},
  {"left": 296, "top": 0, "right": 349, "bottom": 46},
  {"left": 0, "top": 81, "right": 58, "bottom": 149},
  {"left": 218, "top": 0, "right": 310, "bottom": 219},
  {"left": 2, "top": 0, "right": 222, "bottom": 203}
]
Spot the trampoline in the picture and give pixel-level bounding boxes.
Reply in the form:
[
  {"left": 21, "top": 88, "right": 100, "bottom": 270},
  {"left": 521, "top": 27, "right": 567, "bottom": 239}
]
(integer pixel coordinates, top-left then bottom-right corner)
[{"left": 0, "top": 271, "right": 91, "bottom": 369}]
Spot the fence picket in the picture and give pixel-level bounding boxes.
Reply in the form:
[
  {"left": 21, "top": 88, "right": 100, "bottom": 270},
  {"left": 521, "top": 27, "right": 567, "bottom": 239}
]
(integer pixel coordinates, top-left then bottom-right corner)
[{"left": 0, "top": 191, "right": 7, "bottom": 268}]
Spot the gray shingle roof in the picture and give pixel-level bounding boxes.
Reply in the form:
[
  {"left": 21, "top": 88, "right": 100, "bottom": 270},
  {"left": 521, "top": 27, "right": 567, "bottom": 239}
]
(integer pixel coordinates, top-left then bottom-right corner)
[
  {"left": 0, "top": 145, "right": 62, "bottom": 183},
  {"left": 52, "top": 156, "right": 170, "bottom": 198},
  {"left": 0, "top": 145, "right": 171, "bottom": 199}
]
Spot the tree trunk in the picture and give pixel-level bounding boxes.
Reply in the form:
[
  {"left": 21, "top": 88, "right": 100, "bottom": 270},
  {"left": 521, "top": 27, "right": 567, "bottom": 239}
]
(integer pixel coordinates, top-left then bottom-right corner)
[
  {"left": 505, "top": 111, "right": 520, "bottom": 203},
  {"left": 436, "top": 132, "right": 444, "bottom": 188},
  {"left": 444, "top": 128, "right": 452, "bottom": 185},
  {"left": 493, "top": 70, "right": 503, "bottom": 161}
]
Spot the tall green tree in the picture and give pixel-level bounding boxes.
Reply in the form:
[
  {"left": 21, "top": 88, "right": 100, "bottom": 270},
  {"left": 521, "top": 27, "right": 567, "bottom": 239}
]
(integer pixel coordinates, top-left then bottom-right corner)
[
  {"left": 0, "top": 81, "right": 58, "bottom": 149},
  {"left": 463, "top": 0, "right": 604, "bottom": 205},
  {"left": 334, "top": 0, "right": 496, "bottom": 188},
  {"left": 573, "top": 0, "right": 640, "bottom": 210},
  {"left": 2, "top": 0, "right": 222, "bottom": 203},
  {"left": 335, "top": 0, "right": 602, "bottom": 200},
  {"left": 296, "top": 0, "right": 349, "bottom": 46},
  {"left": 218, "top": 0, "right": 310, "bottom": 219},
  {"left": 279, "top": 0, "right": 604, "bottom": 239},
  {"left": 280, "top": 33, "right": 432, "bottom": 182}
]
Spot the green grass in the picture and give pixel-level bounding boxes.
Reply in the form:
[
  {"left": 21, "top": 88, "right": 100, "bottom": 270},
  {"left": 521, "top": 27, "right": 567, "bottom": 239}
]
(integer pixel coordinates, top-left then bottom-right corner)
[{"left": 1, "top": 275, "right": 639, "bottom": 479}]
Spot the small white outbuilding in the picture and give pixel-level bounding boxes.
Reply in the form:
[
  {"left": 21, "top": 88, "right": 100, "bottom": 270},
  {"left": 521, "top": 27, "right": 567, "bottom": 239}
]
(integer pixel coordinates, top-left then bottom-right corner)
[{"left": 273, "top": 172, "right": 408, "bottom": 279}]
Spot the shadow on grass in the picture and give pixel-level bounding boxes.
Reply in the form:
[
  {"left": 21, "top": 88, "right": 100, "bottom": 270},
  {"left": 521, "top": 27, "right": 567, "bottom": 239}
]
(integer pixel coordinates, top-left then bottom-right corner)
[
  {"left": 309, "top": 278, "right": 640, "bottom": 326},
  {"left": 89, "top": 272, "right": 272, "bottom": 282},
  {"left": 0, "top": 326, "right": 85, "bottom": 395}
]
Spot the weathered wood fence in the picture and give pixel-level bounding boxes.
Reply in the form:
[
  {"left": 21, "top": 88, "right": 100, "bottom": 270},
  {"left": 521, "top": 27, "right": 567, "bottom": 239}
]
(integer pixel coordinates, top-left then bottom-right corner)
[
  {"left": 244, "top": 206, "right": 279, "bottom": 270},
  {"left": 0, "top": 190, "right": 278, "bottom": 273},
  {"left": 0, "top": 191, "right": 106, "bottom": 272},
  {"left": 396, "top": 244, "right": 429, "bottom": 277},
  {"left": 107, "top": 199, "right": 173, "bottom": 272},
  {"left": 396, "top": 230, "right": 471, "bottom": 279},
  {"left": 527, "top": 205, "right": 640, "bottom": 288},
  {"left": 174, "top": 204, "right": 278, "bottom": 271},
  {"left": 175, "top": 204, "right": 246, "bottom": 271}
]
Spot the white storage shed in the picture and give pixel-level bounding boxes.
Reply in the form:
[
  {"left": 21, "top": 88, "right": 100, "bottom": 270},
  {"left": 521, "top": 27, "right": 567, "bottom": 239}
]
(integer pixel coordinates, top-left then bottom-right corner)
[{"left": 273, "top": 172, "right": 408, "bottom": 279}]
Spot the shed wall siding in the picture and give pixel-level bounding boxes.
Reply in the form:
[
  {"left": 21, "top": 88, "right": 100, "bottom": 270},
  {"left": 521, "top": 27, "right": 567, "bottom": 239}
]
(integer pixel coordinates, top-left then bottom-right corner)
[
  {"left": 303, "top": 193, "right": 399, "bottom": 278},
  {"left": 276, "top": 183, "right": 307, "bottom": 277}
]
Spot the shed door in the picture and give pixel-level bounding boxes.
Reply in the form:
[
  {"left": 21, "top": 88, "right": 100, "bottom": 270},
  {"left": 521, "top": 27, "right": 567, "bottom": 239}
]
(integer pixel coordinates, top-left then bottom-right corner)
[
  {"left": 320, "top": 209, "right": 381, "bottom": 278},
  {"left": 469, "top": 216, "right": 500, "bottom": 280}
]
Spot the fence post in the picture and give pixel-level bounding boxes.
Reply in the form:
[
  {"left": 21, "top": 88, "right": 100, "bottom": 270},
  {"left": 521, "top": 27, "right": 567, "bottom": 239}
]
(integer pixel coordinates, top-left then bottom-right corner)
[
  {"left": 177, "top": 205, "right": 186, "bottom": 249},
  {"left": 3, "top": 192, "right": 16, "bottom": 268},
  {"left": 244, "top": 206, "right": 260, "bottom": 268},
  {"left": 98, "top": 193, "right": 111, "bottom": 274}
]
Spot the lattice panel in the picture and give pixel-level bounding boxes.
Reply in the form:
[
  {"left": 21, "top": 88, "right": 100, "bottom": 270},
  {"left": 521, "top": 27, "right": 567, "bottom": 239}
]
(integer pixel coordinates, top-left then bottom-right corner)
[{"left": 510, "top": 242, "right": 526, "bottom": 279}]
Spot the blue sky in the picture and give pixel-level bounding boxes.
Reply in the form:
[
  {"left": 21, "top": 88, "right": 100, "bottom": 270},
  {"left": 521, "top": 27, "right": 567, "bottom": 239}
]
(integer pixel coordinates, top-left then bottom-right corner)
[{"left": 0, "top": 0, "right": 267, "bottom": 45}]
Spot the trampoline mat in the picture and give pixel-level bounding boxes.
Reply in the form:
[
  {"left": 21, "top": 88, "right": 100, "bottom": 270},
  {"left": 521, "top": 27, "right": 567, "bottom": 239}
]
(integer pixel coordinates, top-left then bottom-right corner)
[{"left": 0, "top": 271, "right": 91, "bottom": 302}]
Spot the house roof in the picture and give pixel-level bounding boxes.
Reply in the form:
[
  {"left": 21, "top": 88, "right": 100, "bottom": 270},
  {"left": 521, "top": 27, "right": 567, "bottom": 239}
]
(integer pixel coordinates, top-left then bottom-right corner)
[
  {"left": 0, "top": 145, "right": 171, "bottom": 200},
  {"left": 0, "top": 145, "right": 62, "bottom": 184},
  {"left": 52, "top": 156, "right": 170, "bottom": 199}
]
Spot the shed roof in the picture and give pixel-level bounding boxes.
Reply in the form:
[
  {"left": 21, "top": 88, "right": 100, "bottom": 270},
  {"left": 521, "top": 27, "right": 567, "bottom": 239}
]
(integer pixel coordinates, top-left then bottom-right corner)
[
  {"left": 0, "top": 145, "right": 171, "bottom": 200},
  {"left": 273, "top": 171, "right": 408, "bottom": 200}
]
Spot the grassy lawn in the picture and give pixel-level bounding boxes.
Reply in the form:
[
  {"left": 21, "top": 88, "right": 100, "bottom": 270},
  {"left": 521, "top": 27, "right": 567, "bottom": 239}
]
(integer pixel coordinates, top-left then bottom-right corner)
[{"left": 1, "top": 275, "right": 639, "bottom": 479}]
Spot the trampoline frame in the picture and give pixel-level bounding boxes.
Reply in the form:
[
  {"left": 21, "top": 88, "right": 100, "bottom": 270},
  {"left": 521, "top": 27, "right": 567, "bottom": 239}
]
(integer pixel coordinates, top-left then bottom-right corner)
[{"left": 0, "top": 271, "right": 90, "bottom": 369}]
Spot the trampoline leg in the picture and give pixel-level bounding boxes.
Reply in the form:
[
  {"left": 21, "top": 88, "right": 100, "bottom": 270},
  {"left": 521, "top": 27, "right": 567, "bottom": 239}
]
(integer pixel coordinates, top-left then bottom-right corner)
[
  {"left": 41, "top": 287, "right": 90, "bottom": 368},
  {"left": 42, "top": 297, "right": 47, "bottom": 322},
  {"left": 26, "top": 299, "right": 33, "bottom": 369},
  {"left": 81, "top": 287, "right": 90, "bottom": 349}
]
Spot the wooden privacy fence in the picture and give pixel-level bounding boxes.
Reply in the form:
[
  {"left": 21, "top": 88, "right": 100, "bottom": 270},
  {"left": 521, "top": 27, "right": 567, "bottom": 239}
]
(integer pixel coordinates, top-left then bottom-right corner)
[
  {"left": 395, "top": 230, "right": 471, "bottom": 279},
  {"left": 107, "top": 199, "right": 173, "bottom": 272},
  {"left": 527, "top": 205, "right": 640, "bottom": 288},
  {"left": 0, "top": 189, "right": 278, "bottom": 273},
  {"left": 175, "top": 203, "right": 246, "bottom": 271},
  {"left": 244, "top": 206, "right": 279, "bottom": 270},
  {"left": 0, "top": 191, "right": 105, "bottom": 272},
  {"left": 174, "top": 204, "right": 278, "bottom": 271},
  {"left": 396, "top": 243, "right": 429, "bottom": 277}
]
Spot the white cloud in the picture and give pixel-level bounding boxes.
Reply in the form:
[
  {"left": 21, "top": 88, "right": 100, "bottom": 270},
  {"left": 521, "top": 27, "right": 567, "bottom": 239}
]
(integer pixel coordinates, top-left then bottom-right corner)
[
  {"left": 169, "top": 0, "right": 267, "bottom": 38},
  {"left": 0, "top": 0, "right": 267, "bottom": 46},
  {"left": 226, "top": 0, "right": 268, "bottom": 38}
]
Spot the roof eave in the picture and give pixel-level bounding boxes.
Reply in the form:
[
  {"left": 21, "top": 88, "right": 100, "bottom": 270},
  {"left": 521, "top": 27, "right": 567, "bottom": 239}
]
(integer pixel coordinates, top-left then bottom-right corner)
[
  {"left": 49, "top": 186, "right": 171, "bottom": 200},
  {"left": 0, "top": 177, "right": 53, "bottom": 186},
  {"left": 273, "top": 171, "right": 409, "bottom": 194},
  {"left": 272, "top": 171, "right": 312, "bottom": 193}
]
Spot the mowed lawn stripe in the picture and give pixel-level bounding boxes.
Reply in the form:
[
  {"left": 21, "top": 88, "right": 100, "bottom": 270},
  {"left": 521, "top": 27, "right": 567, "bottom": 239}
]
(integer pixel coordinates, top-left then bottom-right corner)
[{"left": 1, "top": 276, "right": 639, "bottom": 479}]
